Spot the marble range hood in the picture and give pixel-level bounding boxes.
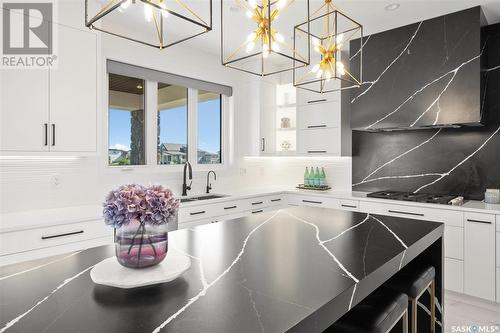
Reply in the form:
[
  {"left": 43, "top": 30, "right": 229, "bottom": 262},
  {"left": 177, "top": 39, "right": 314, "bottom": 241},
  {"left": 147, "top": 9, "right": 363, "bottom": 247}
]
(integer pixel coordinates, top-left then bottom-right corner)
[{"left": 349, "top": 7, "right": 488, "bottom": 132}]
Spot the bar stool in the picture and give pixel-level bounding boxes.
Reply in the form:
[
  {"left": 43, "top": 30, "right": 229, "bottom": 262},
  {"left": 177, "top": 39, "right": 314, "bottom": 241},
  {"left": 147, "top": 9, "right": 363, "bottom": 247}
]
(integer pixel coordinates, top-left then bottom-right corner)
[
  {"left": 324, "top": 288, "right": 408, "bottom": 333},
  {"left": 385, "top": 266, "right": 436, "bottom": 333}
]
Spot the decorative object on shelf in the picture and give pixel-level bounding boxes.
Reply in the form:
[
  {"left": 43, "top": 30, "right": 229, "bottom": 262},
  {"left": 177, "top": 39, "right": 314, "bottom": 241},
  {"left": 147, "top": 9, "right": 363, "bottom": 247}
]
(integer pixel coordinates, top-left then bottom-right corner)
[
  {"left": 296, "top": 184, "right": 332, "bottom": 191},
  {"left": 103, "top": 184, "right": 179, "bottom": 268},
  {"left": 303, "top": 166, "right": 328, "bottom": 188},
  {"left": 280, "top": 117, "right": 291, "bottom": 128},
  {"left": 221, "top": 0, "right": 310, "bottom": 76},
  {"left": 280, "top": 140, "right": 292, "bottom": 151},
  {"left": 85, "top": 0, "right": 212, "bottom": 49},
  {"left": 293, "top": 0, "right": 362, "bottom": 93},
  {"left": 90, "top": 253, "right": 191, "bottom": 288}
]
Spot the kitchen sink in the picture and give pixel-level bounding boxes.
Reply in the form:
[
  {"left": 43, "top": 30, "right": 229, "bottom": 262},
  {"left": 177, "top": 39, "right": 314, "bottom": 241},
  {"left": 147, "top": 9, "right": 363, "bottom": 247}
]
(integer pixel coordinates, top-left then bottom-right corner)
[{"left": 180, "top": 194, "right": 227, "bottom": 203}]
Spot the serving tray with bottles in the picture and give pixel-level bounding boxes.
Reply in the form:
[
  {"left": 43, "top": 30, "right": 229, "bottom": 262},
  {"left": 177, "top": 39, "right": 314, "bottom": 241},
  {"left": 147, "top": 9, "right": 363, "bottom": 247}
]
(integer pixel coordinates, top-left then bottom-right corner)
[{"left": 296, "top": 184, "right": 332, "bottom": 191}]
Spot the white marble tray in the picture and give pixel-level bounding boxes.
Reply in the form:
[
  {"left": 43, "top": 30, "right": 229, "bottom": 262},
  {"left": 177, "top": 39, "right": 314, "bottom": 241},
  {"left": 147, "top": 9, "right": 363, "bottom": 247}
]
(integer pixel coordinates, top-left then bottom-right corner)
[{"left": 90, "top": 253, "right": 191, "bottom": 289}]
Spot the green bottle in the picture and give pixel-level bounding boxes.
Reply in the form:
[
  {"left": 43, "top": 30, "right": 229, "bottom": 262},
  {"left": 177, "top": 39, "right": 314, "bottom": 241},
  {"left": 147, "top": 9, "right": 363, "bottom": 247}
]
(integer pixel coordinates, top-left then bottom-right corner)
[
  {"left": 315, "top": 167, "right": 321, "bottom": 187},
  {"left": 321, "top": 167, "right": 327, "bottom": 186},
  {"left": 311, "top": 166, "right": 316, "bottom": 187},
  {"left": 304, "top": 167, "right": 310, "bottom": 186}
]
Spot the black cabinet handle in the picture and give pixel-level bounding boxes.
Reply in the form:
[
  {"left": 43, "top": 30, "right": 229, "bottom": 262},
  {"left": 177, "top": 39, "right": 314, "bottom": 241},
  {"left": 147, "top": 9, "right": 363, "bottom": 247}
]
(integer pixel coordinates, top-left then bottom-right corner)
[
  {"left": 224, "top": 206, "right": 237, "bottom": 210},
  {"left": 42, "top": 230, "right": 83, "bottom": 240},
  {"left": 466, "top": 219, "right": 492, "bottom": 224},
  {"left": 51, "top": 124, "right": 55, "bottom": 146},
  {"left": 302, "top": 200, "right": 322, "bottom": 204},
  {"left": 190, "top": 210, "right": 206, "bottom": 216},
  {"left": 307, "top": 125, "right": 327, "bottom": 129},
  {"left": 388, "top": 210, "right": 424, "bottom": 217},
  {"left": 271, "top": 198, "right": 281, "bottom": 202},
  {"left": 44, "top": 123, "right": 48, "bottom": 146},
  {"left": 252, "top": 210, "right": 263, "bottom": 214},
  {"left": 307, "top": 150, "right": 327, "bottom": 154},
  {"left": 261, "top": 138, "right": 265, "bottom": 152},
  {"left": 341, "top": 204, "right": 357, "bottom": 208},
  {"left": 307, "top": 99, "right": 327, "bottom": 104},
  {"left": 252, "top": 201, "right": 263, "bottom": 205}
]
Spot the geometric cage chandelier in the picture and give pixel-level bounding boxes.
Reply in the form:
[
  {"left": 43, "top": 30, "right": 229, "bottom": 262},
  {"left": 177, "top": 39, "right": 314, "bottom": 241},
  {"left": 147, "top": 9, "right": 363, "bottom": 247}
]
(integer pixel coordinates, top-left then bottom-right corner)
[
  {"left": 221, "top": 0, "right": 310, "bottom": 77},
  {"left": 293, "top": 0, "right": 362, "bottom": 93},
  {"left": 85, "top": 0, "right": 212, "bottom": 49}
]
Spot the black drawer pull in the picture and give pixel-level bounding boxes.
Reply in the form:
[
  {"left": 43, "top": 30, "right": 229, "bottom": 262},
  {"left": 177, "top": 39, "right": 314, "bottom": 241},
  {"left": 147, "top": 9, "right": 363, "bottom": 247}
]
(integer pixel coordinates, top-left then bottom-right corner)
[
  {"left": 388, "top": 210, "right": 424, "bottom": 217},
  {"left": 51, "top": 124, "right": 56, "bottom": 146},
  {"left": 307, "top": 99, "right": 327, "bottom": 104},
  {"left": 252, "top": 210, "right": 263, "bottom": 214},
  {"left": 190, "top": 210, "right": 206, "bottom": 216},
  {"left": 307, "top": 125, "right": 327, "bottom": 129},
  {"left": 307, "top": 150, "right": 327, "bottom": 154},
  {"left": 466, "top": 219, "right": 492, "bottom": 224},
  {"left": 252, "top": 201, "right": 263, "bottom": 205},
  {"left": 42, "top": 230, "right": 84, "bottom": 240},
  {"left": 303, "top": 200, "right": 322, "bottom": 204},
  {"left": 44, "top": 123, "right": 48, "bottom": 146},
  {"left": 271, "top": 198, "right": 281, "bottom": 202},
  {"left": 341, "top": 204, "right": 357, "bottom": 208},
  {"left": 224, "top": 206, "right": 237, "bottom": 210}
]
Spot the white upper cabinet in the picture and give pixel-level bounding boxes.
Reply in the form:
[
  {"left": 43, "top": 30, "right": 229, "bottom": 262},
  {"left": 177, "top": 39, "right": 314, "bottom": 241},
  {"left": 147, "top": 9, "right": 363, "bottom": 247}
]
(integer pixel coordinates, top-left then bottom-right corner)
[
  {"left": 49, "top": 26, "right": 97, "bottom": 152},
  {"left": 0, "top": 19, "right": 97, "bottom": 154},
  {"left": 1, "top": 69, "right": 50, "bottom": 151}
]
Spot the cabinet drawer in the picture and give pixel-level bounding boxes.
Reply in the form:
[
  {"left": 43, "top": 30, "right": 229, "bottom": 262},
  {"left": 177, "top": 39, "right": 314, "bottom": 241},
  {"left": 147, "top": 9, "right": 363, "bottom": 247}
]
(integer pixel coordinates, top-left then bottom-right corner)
[
  {"left": 497, "top": 233, "right": 500, "bottom": 267},
  {"left": 297, "top": 128, "right": 340, "bottom": 155},
  {"left": 497, "top": 268, "right": 500, "bottom": 302},
  {"left": 297, "top": 102, "right": 339, "bottom": 130},
  {"left": 339, "top": 199, "right": 359, "bottom": 212},
  {"left": 444, "top": 258, "right": 464, "bottom": 293},
  {"left": 287, "top": 194, "right": 339, "bottom": 208},
  {"left": 178, "top": 206, "right": 217, "bottom": 223},
  {"left": 497, "top": 215, "right": 500, "bottom": 232},
  {"left": 464, "top": 212, "right": 495, "bottom": 225},
  {"left": 297, "top": 87, "right": 339, "bottom": 106},
  {"left": 213, "top": 200, "right": 252, "bottom": 217},
  {"left": 0, "top": 220, "right": 110, "bottom": 256},
  {"left": 359, "top": 201, "right": 463, "bottom": 227},
  {"left": 444, "top": 226, "right": 463, "bottom": 260}
]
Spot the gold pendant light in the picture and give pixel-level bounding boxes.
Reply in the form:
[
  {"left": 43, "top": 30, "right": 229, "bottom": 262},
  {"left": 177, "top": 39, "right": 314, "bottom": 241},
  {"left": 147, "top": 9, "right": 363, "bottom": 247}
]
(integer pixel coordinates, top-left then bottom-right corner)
[
  {"left": 221, "top": 0, "right": 311, "bottom": 76},
  {"left": 293, "top": 0, "right": 362, "bottom": 93},
  {"left": 85, "top": 0, "right": 212, "bottom": 49}
]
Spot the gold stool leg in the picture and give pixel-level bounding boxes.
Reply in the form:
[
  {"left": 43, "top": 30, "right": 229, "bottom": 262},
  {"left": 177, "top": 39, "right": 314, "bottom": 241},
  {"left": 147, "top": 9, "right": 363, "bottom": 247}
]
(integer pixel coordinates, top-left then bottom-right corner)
[
  {"left": 430, "top": 281, "right": 436, "bottom": 332},
  {"left": 403, "top": 309, "right": 409, "bottom": 333},
  {"left": 411, "top": 298, "right": 418, "bottom": 333}
]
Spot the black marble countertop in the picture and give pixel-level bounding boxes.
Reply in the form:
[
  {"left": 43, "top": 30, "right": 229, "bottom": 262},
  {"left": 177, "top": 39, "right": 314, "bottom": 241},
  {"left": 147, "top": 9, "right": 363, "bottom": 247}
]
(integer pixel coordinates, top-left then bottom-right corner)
[{"left": 0, "top": 207, "right": 443, "bottom": 333}]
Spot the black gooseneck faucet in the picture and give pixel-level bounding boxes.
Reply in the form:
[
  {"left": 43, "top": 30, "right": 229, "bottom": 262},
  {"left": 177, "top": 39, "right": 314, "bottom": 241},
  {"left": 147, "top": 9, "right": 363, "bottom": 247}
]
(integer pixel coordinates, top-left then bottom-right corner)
[
  {"left": 206, "top": 170, "right": 216, "bottom": 194},
  {"left": 182, "top": 161, "right": 192, "bottom": 196}
]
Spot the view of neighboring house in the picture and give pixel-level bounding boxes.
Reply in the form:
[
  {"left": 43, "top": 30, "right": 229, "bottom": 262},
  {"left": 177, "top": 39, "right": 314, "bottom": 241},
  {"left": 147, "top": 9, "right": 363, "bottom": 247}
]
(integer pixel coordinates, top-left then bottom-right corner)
[
  {"left": 158, "top": 143, "right": 187, "bottom": 165},
  {"left": 108, "top": 148, "right": 130, "bottom": 165}
]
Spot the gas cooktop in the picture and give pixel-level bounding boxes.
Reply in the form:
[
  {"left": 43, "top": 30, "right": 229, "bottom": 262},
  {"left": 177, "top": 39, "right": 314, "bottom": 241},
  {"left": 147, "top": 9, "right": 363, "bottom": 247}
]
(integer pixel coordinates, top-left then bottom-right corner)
[{"left": 367, "top": 190, "right": 462, "bottom": 205}]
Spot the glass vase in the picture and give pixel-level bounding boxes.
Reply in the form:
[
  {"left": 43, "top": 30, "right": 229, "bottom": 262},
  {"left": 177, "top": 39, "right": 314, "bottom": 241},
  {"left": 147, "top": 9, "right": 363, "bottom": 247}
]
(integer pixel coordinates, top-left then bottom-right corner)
[{"left": 114, "top": 217, "right": 172, "bottom": 268}]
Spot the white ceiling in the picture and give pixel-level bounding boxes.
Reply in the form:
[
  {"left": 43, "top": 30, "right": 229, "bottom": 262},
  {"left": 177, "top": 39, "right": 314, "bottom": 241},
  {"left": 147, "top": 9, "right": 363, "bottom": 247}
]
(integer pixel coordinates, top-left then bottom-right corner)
[{"left": 179, "top": 0, "right": 500, "bottom": 56}]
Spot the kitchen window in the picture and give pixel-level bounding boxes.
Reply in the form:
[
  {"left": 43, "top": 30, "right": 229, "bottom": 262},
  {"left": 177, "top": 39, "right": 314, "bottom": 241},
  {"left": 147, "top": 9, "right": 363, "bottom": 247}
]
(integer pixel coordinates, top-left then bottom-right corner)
[{"left": 107, "top": 61, "right": 232, "bottom": 168}]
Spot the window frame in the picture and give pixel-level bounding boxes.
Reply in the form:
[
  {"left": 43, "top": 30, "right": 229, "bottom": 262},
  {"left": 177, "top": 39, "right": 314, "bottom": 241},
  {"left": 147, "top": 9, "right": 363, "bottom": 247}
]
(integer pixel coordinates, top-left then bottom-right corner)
[{"left": 105, "top": 71, "right": 229, "bottom": 172}]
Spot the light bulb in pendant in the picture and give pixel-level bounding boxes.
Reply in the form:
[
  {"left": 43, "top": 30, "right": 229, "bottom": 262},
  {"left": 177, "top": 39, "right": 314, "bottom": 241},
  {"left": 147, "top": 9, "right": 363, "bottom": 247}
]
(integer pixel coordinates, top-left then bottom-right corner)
[
  {"left": 246, "top": 41, "right": 255, "bottom": 53},
  {"left": 144, "top": 4, "right": 153, "bottom": 22},
  {"left": 247, "top": 32, "right": 256, "bottom": 42},
  {"left": 246, "top": 10, "right": 253, "bottom": 18},
  {"left": 274, "top": 33, "right": 285, "bottom": 43},
  {"left": 336, "top": 61, "right": 345, "bottom": 75},
  {"left": 159, "top": 2, "right": 169, "bottom": 18},
  {"left": 262, "top": 43, "right": 270, "bottom": 58},
  {"left": 277, "top": 0, "right": 287, "bottom": 10},
  {"left": 271, "top": 42, "right": 280, "bottom": 52},
  {"left": 311, "top": 64, "right": 320, "bottom": 73},
  {"left": 312, "top": 37, "right": 320, "bottom": 47},
  {"left": 325, "top": 70, "right": 332, "bottom": 80},
  {"left": 120, "top": 0, "right": 131, "bottom": 9},
  {"left": 248, "top": 0, "right": 257, "bottom": 9},
  {"left": 316, "top": 69, "right": 323, "bottom": 78}
]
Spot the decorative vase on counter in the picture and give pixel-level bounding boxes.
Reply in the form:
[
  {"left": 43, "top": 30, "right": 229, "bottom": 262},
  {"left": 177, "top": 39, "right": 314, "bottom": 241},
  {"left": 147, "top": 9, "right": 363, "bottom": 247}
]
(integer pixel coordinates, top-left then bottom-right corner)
[{"left": 103, "top": 184, "right": 179, "bottom": 269}]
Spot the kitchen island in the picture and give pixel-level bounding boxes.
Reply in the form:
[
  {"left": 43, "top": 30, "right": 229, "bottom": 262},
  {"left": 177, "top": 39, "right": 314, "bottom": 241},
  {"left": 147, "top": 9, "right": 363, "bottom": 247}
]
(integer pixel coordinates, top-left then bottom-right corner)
[{"left": 0, "top": 206, "right": 444, "bottom": 333}]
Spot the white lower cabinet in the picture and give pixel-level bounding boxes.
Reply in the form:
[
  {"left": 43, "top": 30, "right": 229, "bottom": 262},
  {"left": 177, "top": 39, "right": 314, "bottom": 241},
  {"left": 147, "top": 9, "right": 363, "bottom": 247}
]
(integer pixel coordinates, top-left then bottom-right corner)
[
  {"left": 287, "top": 194, "right": 339, "bottom": 208},
  {"left": 445, "top": 258, "right": 464, "bottom": 293},
  {"left": 444, "top": 226, "right": 464, "bottom": 260},
  {"left": 497, "top": 268, "right": 500, "bottom": 302},
  {"left": 297, "top": 128, "right": 340, "bottom": 155},
  {"left": 464, "top": 212, "right": 496, "bottom": 301}
]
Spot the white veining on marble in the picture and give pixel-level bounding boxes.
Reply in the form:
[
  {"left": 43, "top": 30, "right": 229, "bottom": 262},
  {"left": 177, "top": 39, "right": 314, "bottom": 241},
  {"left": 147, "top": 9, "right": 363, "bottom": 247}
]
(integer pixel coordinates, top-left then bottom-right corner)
[
  {"left": 283, "top": 210, "right": 360, "bottom": 283},
  {"left": 349, "top": 35, "right": 370, "bottom": 61},
  {"left": 362, "top": 225, "right": 375, "bottom": 277},
  {"left": 351, "top": 22, "right": 422, "bottom": 104},
  {"left": 348, "top": 284, "right": 357, "bottom": 310},
  {"left": 399, "top": 250, "right": 406, "bottom": 270},
  {"left": 0, "top": 265, "right": 94, "bottom": 333},
  {"left": 356, "top": 129, "right": 442, "bottom": 185},
  {"left": 485, "top": 65, "right": 500, "bottom": 72},
  {"left": 370, "top": 216, "right": 408, "bottom": 249},
  {"left": 417, "top": 301, "right": 443, "bottom": 327},
  {"left": 241, "top": 283, "right": 265, "bottom": 333},
  {"left": 353, "top": 173, "right": 443, "bottom": 187},
  {"left": 0, "top": 251, "right": 83, "bottom": 282},
  {"left": 322, "top": 214, "right": 371, "bottom": 243},
  {"left": 151, "top": 211, "right": 280, "bottom": 333},
  {"left": 415, "top": 124, "right": 500, "bottom": 192}
]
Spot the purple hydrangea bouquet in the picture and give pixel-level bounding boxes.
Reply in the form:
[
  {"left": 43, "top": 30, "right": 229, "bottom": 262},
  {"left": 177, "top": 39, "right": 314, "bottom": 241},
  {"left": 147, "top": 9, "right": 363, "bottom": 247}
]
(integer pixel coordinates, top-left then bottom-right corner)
[{"left": 103, "top": 184, "right": 179, "bottom": 268}]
